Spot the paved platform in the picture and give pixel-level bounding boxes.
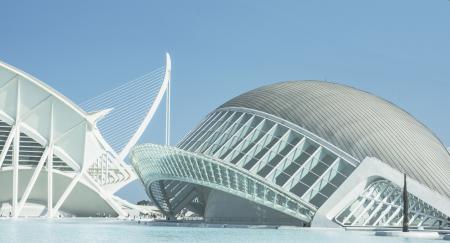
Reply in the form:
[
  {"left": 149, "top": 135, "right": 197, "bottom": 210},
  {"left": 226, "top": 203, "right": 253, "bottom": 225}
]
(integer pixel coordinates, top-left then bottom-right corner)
[{"left": 374, "top": 231, "right": 440, "bottom": 239}]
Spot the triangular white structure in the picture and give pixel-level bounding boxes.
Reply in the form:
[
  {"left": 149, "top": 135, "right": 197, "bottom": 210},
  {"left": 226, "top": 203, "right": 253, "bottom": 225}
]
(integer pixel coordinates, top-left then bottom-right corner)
[{"left": 0, "top": 54, "right": 171, "bottom": 218}]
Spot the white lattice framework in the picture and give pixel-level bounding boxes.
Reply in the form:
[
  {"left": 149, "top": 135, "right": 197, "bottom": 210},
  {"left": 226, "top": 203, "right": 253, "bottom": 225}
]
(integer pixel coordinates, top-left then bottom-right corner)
[
  {"left": 335, "top": 180, "right": 450, "bottom": 227},
  {"left": 132, "top": 108, "right": 358, "bottom": 222},
  {"left": 132, "top": 107, "right": 450, "bottom": 227},
  {"left": 0, "top": 54, "right": 171, "bottom": 218}
]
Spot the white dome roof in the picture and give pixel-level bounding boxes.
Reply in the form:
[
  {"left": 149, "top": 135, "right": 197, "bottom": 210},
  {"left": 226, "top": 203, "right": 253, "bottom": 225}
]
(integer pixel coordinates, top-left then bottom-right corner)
[{"left": 220, "top": 81, "right": 450, "bottom": 198}]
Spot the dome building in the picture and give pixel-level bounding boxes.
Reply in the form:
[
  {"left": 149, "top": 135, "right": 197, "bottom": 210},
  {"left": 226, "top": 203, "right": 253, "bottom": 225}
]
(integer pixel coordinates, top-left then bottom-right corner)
[{"left": 131, "top": 81, "right": 450, "bottom": 227}]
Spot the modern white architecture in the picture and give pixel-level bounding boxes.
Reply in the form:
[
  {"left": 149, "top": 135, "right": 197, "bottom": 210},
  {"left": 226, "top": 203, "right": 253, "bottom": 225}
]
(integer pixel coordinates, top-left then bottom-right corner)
[
  {"left": 132, "top": 81, "right": 450, "bottom": 228},
  {"left": 0, "top": 54, "right": 171, "bottom": 217}
]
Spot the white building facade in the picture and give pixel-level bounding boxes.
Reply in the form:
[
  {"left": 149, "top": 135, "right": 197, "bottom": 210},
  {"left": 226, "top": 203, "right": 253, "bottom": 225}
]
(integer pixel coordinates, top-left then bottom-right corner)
[
  {"left": 0, "top": 54, "right": 171, "bottom": 218},
  {"left": 132, "top": 81, "right": 450, "bottom": 228}
]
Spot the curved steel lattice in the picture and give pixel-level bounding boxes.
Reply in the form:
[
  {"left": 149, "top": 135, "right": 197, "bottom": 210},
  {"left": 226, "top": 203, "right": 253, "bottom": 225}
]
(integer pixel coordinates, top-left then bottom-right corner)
[
  {"left": 131, "top": 80, "right": 450, "bottom": 225},
  {"left": 335, "top": 180, "right": 450, "bottom": 228},
  {"left": 80, "top": 67, "right": 166, "bottom": 153},
  {"left": 132, "top": 108, "right": 362, "bottom": 222},
  {"left": 177, "top": 109, "right": 357, "bottom": 209},
  {"left": 219, "top": 81, "right": 450, "bottom": 199},
  {"left": 131, "top": 144, "right": 317, "bottom": 222}
]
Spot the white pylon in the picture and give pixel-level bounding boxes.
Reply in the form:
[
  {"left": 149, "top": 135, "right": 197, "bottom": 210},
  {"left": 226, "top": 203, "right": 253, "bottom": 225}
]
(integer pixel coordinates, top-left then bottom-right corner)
[{"left": 165, "top": 60, "right": 171, "bottom": 146}]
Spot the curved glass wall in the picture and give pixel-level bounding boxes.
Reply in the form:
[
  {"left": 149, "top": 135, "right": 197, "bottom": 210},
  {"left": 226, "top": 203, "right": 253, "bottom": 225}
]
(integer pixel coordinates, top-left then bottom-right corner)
[
  {"left": 131, "top": 144, "right": 316, "bottom": 222},
  {"left": 132, "top": 108, "right": 359, "bottom": 223},
  {"left": 177, "top": 109, "right": 357, "bottom": 208},
  {"left": 132, "top": 108, "right": 450, "bottom": 227}
]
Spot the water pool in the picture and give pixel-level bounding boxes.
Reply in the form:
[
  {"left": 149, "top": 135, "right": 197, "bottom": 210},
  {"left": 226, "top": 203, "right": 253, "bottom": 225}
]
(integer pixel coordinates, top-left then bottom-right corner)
[{"left": 0, "top": 219, "right": 441, "bottom": 243}]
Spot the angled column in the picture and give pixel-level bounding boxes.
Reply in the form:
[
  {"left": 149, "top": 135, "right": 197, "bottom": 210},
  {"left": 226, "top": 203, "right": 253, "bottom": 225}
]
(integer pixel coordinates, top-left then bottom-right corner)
[
  {"left": 0, "top": 126, "right": 16, "bottom": 169},
  {"left": 17, "top": 147, "right": 51, "bottom": 216},
  {"left": 165, "top": 69, "right": 170, "bottom": 146},
  {"left": 12, "top": 79, "right": 21, "bottom": 218},
  {"left": 47, "top": 104, "right": 54, "bottom": 218},
  {"left": 12, "top": 125, "right": 20, "bottom": 217}
]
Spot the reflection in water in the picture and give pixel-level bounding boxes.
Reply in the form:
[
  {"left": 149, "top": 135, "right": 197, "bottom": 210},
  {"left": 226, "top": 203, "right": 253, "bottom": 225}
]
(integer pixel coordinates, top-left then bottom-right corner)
[{"left": 0, "top": 219, "right": 438, "bottom": 243}]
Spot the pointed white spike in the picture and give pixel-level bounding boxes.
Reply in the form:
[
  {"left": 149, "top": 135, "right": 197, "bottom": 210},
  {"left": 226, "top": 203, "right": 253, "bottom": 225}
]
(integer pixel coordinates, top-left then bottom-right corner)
[
  {"left": 86, "top": 108, "right": 114, "bottom": 125},
  {"left": 165, "top": 53, "right": 171, "bottom": 146},
  {"left": 116, "top": 53, "right": 172, "bottom": 162}
]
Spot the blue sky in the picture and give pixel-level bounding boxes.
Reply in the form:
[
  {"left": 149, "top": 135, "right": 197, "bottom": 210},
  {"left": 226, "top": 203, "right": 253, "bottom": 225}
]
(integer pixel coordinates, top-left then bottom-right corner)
[{"left": 1, "top": 0, "right": 449, "bottom": 202}]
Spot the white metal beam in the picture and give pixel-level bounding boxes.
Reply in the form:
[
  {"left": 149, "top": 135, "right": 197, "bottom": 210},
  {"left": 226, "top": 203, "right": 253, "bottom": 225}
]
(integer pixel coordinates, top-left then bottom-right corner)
[
  {"left": 52, "top": 172, "right": 83, "bottom": 213},
  {"left": 282, "top": 146, "right": 323, "bottom": 190},
  {"left": 301, "top": 157, "right": 342, "bottom": 202},
  {"left": 165, "top": 70, "right": 170, "bottom": 146},
  {"left": 362, "top": 188, "right": 396, "bottom": 225},
  {"left": 351, "top": 191, "right": 384, "bottom": 226},
  {"left": 341, "top": 186, "right": 378, "bottom": 225},
  {"left": 83, "top": 173, "right": 127, "bottom": 217},
  {"left": 47, "top": 103, "right": 54, "bottom": 218},
  {"left": 0, "top": 74, "right": 18, "bottom": 91},
  {"left": 12, "top": 78, "right": 20, "bottom": 218},
  {"left": 53, "top": 122, "right": 89, "bottom": 215},
  {"left": 16, "top": 147, "right": 51, "bottom": 216},
  {"left": 117, "top": 53, "right": 171, "bottom": 162},
  {"left": 193, "top": 111, "right": 235, "bottom": 153},
  {"left": 236, "top": 123, "right": 278, "bottom": 168},
  {"left": 250, "top": 128, "right": 290, "bottom": 174},
  {"left": 221, "top": 116, "right": 264, "bottom": 161},
  {"left": 0, "top": 125, "right": 16, "bottom": 169},
  {"left": 19, "top": 95, "right": 52, "bottom": 122},
  {"left": 179, "top": 112, "right": 222, "bottom": 150},
  {"left": 372, "top": 193, "right": 402, "bottom": 226},
  {"left": 265, "top": 136, "right": 306, "bottom": 181},
  {"left": 203, "top": 112, "right": 245, "bottom": 155}
]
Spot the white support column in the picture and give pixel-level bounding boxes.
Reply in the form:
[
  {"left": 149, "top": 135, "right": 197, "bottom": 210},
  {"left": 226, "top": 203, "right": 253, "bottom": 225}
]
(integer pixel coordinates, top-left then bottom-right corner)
[
  {"left": 53, "top": 123, "right": 88, "bottom": 214},
  {"left": 12, "top": 126, "right": 20, "bottom": 218},
  {"left": 165, "top": 73, "right": 170, "bottom": 146},
  {"left": 105, "top": 154, "right": 109, "bottom": 184},
  {"left": 47, "top": 103, "right": 54, "bottom": 218},
  {"left": 53, "top": 172, "right": 83, "bottom": 213},
  {"left": 17, "top": 147, "right": 51, "bottom": 216},
  {"left": 12, "top": 78, "right": 20, "bottom": 218},
  {"left": 96, "top": 159, "right": 100, "bottom": 182},
  {"left": 47, "top": 145, "right": 53, "bottom": 217},
  {"left": 116, "top": 53, "right": 171, "bottom": 162},
  {"left": 101, "top": 156, "right": 104, "bottom": 185}
]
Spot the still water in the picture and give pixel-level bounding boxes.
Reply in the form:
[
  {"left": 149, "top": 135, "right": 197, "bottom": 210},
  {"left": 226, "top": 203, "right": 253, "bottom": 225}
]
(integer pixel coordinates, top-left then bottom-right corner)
[{"left": 0, "top": 218, "right": 439, "bottom": 243}]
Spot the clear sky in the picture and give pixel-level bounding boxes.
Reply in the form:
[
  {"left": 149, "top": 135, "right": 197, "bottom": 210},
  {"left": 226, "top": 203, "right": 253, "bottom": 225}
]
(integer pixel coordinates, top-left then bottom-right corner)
[{"left": 1, "top": 0, "right": 449, "bottom": 202}]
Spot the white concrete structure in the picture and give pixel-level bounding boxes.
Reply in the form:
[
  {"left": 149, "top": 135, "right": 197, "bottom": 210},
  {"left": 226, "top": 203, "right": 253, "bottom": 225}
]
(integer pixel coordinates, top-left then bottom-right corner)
[
  {"left": 132, "top": 81, "right": 450, "bottom": 227},
  {"left": 0, "top": 54, "right": 171, "bottom": 218}
]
